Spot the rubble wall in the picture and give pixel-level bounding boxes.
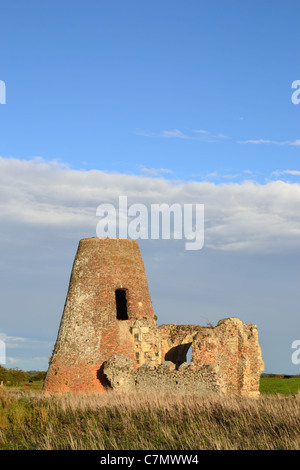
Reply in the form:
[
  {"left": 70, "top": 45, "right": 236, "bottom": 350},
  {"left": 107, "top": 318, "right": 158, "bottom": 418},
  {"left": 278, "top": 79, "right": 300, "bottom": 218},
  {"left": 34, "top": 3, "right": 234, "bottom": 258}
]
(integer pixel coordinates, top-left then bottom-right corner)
[{"left": 103, "top": 355, "right": 226, "bottom": 394}]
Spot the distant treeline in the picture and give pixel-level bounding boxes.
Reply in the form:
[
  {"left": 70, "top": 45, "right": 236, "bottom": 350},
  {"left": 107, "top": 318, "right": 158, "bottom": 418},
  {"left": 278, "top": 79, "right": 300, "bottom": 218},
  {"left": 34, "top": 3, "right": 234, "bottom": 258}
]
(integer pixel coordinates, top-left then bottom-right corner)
[
  {"left": 261, "top": 373, "right": 300, "bottom": 379},
  {"left": 0, "top": 365, "right": 46, "bottom": 386}
]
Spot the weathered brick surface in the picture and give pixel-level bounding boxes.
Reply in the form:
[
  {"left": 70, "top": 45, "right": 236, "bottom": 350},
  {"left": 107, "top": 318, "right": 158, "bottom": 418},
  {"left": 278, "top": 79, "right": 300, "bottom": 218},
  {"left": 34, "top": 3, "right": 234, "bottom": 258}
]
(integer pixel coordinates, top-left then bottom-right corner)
[
  {"left": 43, "top": 237, "right": 156, "bottom": 393},
  {"left": 159, "top": 318, "right": 264, "bottom": 396},
  {"left": 43, "top": 237, "right": 264, "bottom": 396}
]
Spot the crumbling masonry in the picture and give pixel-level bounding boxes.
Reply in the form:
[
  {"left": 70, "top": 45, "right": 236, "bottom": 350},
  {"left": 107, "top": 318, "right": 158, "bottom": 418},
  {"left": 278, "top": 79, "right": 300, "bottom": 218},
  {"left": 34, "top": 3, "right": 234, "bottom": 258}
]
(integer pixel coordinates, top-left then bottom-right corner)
[{"left": 43, "top": 237, "right": 264, "bottom": 396}]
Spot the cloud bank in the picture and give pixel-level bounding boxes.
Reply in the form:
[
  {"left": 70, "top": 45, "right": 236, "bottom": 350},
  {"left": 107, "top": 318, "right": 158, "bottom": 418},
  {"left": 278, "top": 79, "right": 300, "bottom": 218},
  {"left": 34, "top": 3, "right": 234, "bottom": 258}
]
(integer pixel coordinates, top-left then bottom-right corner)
[{"left": 1, "top": 156, "right": 300, "bottom": 254}]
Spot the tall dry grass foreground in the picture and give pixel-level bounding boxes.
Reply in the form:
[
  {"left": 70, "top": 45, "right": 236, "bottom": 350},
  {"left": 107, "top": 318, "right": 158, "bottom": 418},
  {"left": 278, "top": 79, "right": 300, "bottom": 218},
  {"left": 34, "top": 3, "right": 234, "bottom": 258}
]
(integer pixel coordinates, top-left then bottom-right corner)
[{"left": 0, "top": 386, "right": 299, "bottom": 450}]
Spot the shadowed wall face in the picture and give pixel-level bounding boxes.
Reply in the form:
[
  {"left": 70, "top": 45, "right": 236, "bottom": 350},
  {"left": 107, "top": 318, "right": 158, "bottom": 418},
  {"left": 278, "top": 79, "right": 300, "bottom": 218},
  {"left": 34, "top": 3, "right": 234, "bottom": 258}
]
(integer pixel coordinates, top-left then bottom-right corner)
[{"left": 43, "top": 237, "right": 156, "bottom": 393}]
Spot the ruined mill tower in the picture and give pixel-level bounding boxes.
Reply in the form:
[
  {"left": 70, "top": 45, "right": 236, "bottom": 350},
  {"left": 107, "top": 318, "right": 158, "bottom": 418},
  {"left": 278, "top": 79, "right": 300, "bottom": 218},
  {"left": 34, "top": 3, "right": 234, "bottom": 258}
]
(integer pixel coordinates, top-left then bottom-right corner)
[
  {"left": 43, "top": 237, "right": 158, "bottom": 392},
  {"left": 44, "top": 237, "right": 264, "bottom": 396}
]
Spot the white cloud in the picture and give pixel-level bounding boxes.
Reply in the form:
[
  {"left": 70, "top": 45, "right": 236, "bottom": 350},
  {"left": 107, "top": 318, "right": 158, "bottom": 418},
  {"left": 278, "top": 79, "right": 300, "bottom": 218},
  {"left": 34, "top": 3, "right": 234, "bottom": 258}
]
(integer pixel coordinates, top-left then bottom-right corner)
[
  {"left": 134, "top": 129, "right": 188, "bottom": 139},
  {"left": 135, "top": 128, "right": 229, "bottom": 141},
  {"left": 0, "top": 333, "right": 27, "bottom": 344},
  {"left": 193, "top": 129, "right": 209, "bottom": 134},
  {"left": 160, "top": 129, "right": 188, "bottom": 139},
  {"left": 272, "top": 169, "right": 300, "bottom": 176},
  {"left": 140, "top": 167, "right": 174, "bottom": 176},
  {"left": 1, "top": 156, "right": 300, "bottom": 254},
  {"left": 237, "top": 139, "right": 276, "bottom": 144},
  {"left": 238, "top": 139, "right": 300, "bottom": 146},
  {"left": 205, "top": 171, "right": 240, "bottom": 179},
  {"left": 215, "top": 134, "right": 229, "bottom": 139},
  {"left": 0, "top": 329, "right": 53, "bottom": 369},
  {"left": 6, "top": 357, "right": 20, "bottom": 365}
]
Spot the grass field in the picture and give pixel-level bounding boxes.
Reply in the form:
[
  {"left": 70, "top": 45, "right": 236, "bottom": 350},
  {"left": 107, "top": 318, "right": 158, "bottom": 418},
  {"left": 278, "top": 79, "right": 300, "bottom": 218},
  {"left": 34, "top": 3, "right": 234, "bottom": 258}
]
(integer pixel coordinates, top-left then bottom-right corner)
[
  {"left": 5, "top": 381, "right": 44, "bottom": 393},
  {"left": 0, "top": 378, "right": 299, "bottom": 450},
  {"left": 260, "top": 377, "right": 300, "bottom": 395},
  {"left": 6, "top": 376, "right": 300, "bottom": 395}
]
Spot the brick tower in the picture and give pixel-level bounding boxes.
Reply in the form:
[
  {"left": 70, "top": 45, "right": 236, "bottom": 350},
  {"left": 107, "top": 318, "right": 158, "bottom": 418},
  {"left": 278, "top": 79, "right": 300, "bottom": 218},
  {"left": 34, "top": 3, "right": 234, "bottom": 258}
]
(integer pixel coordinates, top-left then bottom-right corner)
[{"left": 43, "top": 237, "right": 157, "bottom": 393}]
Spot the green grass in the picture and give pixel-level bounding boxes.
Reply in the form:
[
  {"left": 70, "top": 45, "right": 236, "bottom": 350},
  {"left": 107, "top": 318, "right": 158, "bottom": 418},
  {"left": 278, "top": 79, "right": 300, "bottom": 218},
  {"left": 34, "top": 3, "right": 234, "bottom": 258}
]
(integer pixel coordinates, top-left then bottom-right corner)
[
  {"left": 260, "top": 377, "right": 300, "bottom": 395},
  {"left": 6, "top": 381, "right": 44, "bottom": 393}
]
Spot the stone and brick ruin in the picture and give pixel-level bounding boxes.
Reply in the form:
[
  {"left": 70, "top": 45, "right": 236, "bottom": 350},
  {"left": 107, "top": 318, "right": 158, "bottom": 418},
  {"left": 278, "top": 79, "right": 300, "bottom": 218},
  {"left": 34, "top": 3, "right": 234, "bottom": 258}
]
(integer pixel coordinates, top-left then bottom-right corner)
[{"left": 43, "top": 237, "right": 264, "bottom": 397}]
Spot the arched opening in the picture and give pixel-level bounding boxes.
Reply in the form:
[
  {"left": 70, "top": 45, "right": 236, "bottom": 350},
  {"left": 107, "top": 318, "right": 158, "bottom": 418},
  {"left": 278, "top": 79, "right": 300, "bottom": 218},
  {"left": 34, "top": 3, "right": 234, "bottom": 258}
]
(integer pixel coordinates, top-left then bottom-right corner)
[
  {"left": 165, "top": 342, "right": 193, "bottom": 369},
  {"left": 96, "top": 362, "right": 112, "bottom": 389},
  {"left": 186, "top": 344, "right": 192, "bottom": 362},
  {"left": 115, "top": 289, "right": 128, "bottom": 320}
]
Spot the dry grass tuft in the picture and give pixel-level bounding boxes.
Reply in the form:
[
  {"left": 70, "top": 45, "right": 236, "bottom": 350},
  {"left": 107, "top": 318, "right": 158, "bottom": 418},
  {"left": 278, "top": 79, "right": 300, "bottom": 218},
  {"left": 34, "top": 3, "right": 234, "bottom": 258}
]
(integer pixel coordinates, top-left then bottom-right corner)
[{"left": 0, "top": 389, "right": 299, "bottom": 450}]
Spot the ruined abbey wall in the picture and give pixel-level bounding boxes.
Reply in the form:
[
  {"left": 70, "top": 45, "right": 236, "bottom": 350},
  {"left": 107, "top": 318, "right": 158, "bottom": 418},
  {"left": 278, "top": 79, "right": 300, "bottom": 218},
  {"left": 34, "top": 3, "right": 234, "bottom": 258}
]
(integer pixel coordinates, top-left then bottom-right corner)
[
  {"left": 159, "top": 318, "right": 264, "bottom": 397},
  {"left": 43, "top": 237, "right": 264, "bottom": 396}
]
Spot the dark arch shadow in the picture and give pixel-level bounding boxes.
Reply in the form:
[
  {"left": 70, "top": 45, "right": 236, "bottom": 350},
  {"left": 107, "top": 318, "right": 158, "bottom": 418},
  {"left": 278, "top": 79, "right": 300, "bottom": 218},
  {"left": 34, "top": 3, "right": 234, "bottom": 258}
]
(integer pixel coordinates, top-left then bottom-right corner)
[
  {"left": 96, "top": 362, "right": 112, "bottom": 389},
  {"left": 165, "top": 342, "right": 192, "bottom": 369}
]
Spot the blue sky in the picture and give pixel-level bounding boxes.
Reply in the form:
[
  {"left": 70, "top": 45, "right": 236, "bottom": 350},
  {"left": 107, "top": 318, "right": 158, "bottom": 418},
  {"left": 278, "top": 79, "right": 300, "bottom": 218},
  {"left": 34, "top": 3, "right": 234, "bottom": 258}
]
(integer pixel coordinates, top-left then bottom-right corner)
[
  {"left": 0, "top": 1, "right": 300, "bottom": 374},
  {"left": 1, "top": 0, "right": 300, "bottom": 180}
]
